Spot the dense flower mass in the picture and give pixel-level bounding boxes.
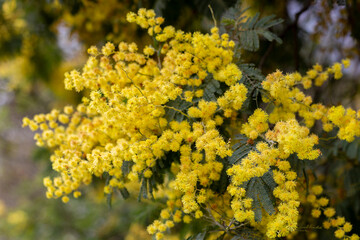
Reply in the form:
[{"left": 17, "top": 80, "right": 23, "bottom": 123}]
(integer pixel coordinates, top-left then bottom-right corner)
[{"left": 23, "top": 8, "right": 359, "bottom": 240}]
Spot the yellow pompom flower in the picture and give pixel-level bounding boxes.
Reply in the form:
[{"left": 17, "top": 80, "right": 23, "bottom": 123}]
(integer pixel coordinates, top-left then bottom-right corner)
[
  {"left": 241, "top": 109, "right": 268, "bottom": 139},
  {"left": 324, "top": 208, "right": 336, "bottom": 218},
  {"left": 311, "top": 185, "right": 323, "bottom": 195},
  {"left": 343, "top": 222, "right": 352, "bottom": 232},
  {"left": 61, "top": 196, "right": 69, "bottom": 203},
  {"left": 334, "top": 229, "right": 345, "bottom": 239},
  {"left": 143, "top": 45, "right": 155, "bottom": 56},
  {"left": 311, "top": 209, "right": 321, "bottom": 218}
]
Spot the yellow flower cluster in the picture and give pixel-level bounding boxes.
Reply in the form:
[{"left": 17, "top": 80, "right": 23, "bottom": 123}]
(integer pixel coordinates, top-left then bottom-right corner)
[
  {"left": 147, "top": 185, "right": 233, "bottom": 240},
  {"left": 126, "top": 9, "right": 165, "bottom": 37},
  {"left": 327, "top": 106, "right": 360, "bottom": 142},
  {"left": 265, "top": 120, "right": 320, "bottom": 160},
  {"left": 227, "top": 142, "right": 277, "bottom": 224},
  {"left": 301, "top": 60, "right": 349, "bottom": 88},
  {"left": 262, "top": 60, "right": 360, "bottom": 143},
  {"left": 23, "top": 8, "right": 244, "bottom": 239},
  {"left": 217, "top": 83, "right": 248, "bottom": 117},
  {"left": 22, "top": 7, "right": 359, "bottom": 240},
  {"left": 60, "top": 0, "right": 143, "bottom": 44},
  {"left": 227, "top": 142, "right": 277, "bottom": 187},
  {"left": 267, "top": 161, "right": 299, "bottom": 238},
  {"left": 0, "top": 0, "right": 39, "bottom": 92},
  {"left": 173, "top": 129, "right": 230, "bottom": 212},
  {"left": 145, "top": 184, "right": 188, "bottom": 239},
  {"left": 241, "top": 109, "right": 269, "bottom": 139},
  {"left": 262, "top": 70, "right": 313, "bottom": 125},
  {"left": 227, "top": 120, "right": 319, "bottom": 238},
  {"left": 307, "top": 184, "right": 359, "bottom": 240}
]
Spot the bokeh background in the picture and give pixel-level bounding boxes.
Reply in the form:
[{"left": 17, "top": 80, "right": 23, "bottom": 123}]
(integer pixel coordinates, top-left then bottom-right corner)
[{"left": 0, "top": 0, "right": 359, "bottom": 239}]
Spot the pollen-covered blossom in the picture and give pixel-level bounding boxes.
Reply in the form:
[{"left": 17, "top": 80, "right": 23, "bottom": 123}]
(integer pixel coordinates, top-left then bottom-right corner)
[
  {"left": 304, "top": 63, "right": 330, "bottom": 87},
  {"left": 327, "top": 106, "right": 360, "bottom": 142},
  {"left": 241, "top": 109, "right": 269, "bottom": 139},
  {"left": 188, "top": 100, "right": 218, "bottom": 120},
  {"left": 23, "top": 7, "right": 241, "bottom": 202},
  {"left": 22, "top": 6, "right": 359, "bottom": 240},
  {"left": 266, "top": 162, "right": 300, "bottom": 238},
  {"left": 172, "top": 122, "right": 232, "bottom": 213},
  {"left": 265, "top": 119, "right": 320, "bottom": 160},
  {"left": 22, "top": 8, "right": 243, "bottom": 239},
  {"left": 262, "top": 70, "right": 312, "bottom": 125},
  {"left": 217, "top": 83, "right": 248, "bottom": 117},
  {"left": 227, "top": 117, "right": 321, "bottom": 237},
  {"left": 305, "top": 183, "right": 359, "bottom": 240},
  {"left": 227, "top": 142, "right": 277, "bottom": 186},
  {"left": 227, "top": 142, "right": 277, "bottom": 224},
  {"left": 145, "top": 186, "right": 183, "bottom": 239},
  {"left": 261, "top": 61, "right": 358, "bottom": 143}
]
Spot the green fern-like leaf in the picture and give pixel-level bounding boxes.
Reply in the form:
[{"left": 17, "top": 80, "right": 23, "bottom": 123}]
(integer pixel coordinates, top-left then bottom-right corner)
[
  {"left": 238, "top": 63, "right": 264, "bottom": 83},
  {"left": 118, "top": 187, "right": 130, "bottom": 199},
  {"left": 229, "top": 134, "right": 255, "bottom": 165},
  {"left": 237, "top": 63, "right": 264, "bottom": 112},
  {"left": 246, "top": 178, "right": 263, "bottom": 222},
  {"left": 137, "top": 178, "right": 148, "bottom": 202},
  {"left": 246, "top": 176, "right": 276, "bottom": 222},
  {"left": 261, "top": 170, "right": 277, "bottom": 190},
  {"left": 238, "top": 13, "right": 283, "bottom": 51},
  {"left": 221, "top": 5, "right": 283, "bottom": 52},
  {"left": 165, "top": 97, "right": 192, "bottom": 122},
  {"left": 202, "top": 76, "right": 223, "bottom": 102}
]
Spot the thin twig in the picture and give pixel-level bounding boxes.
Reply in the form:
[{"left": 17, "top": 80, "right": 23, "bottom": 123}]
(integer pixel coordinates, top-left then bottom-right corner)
[
  {"left": 226, "top": 217, "right": 236, "bottom": 231},
  {"left": 157, "top": 47, "right": 162, "bottom": 69},
  {"left": 319, "top": 136, "right": 337, "bottom": 141},
  {"left": 161, "top": 105, "right": 191, "bottom": 119},
  {"left": 205, "top": 206, "right": 225, "bottom": 230},
  {"left": 120, "top": 67, "right": 149, "bottom": 102},
  {"left": 208, "top": 5, "right": 217, "bottom": 27}
]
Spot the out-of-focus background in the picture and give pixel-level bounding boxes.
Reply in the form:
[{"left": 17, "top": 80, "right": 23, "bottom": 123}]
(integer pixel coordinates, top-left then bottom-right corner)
[{"left": 0, "top": 0, "right": 359, "bottom": 239}]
